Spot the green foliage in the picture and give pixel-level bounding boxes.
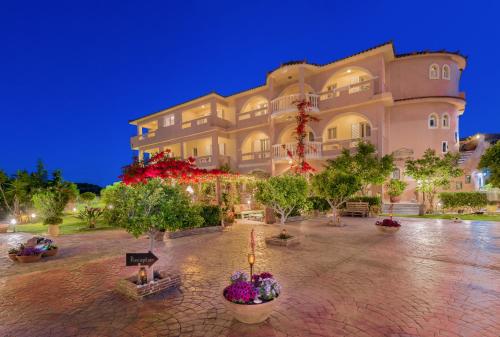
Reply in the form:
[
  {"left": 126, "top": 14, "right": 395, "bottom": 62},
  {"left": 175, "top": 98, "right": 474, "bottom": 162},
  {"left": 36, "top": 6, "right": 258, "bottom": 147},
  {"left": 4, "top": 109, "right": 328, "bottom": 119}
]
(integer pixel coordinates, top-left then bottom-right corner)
[
  {"left": 108, "top": 179, "right": 204, "bottom": 239},
  {"left": 100, "top": 182, "right": 123, "bottom": 226},
  {"left": 348, "top": 196, "right": 382, "bottom": 207},
  {"left": 307, "top": 196, "right": 331, "bottom": 212},
  {"left": 32, "top": 189, "right": 69, "bottom": 225},
  {"left": 197, "top": 204, "right": 222, "bottom": 227},
  {"left": 80, "top": 192, "right": 96, "bottom": 204},
  {"left": 255, "top": 174, "right": 309, "bottom": 224},
  {"left": 326, "top": 142, "right": 394, "bottom": 195},
  {"left": 439, "top": 192, "right": 488, "bottom": 212},
  {"left": 76, "top": 207, "right": 103, "bottom": 228},
  {"left": 386, "top": 179, "right": 408, "bottom": 197},
  {"left": 479, "top": 141, "right": 500, "bottom": 188},
  {"left": 311, "top": 169, "right": 361, "bottom": 211},
  {"left": 405, "top": 149, "right": 462, "bottom": 211}
]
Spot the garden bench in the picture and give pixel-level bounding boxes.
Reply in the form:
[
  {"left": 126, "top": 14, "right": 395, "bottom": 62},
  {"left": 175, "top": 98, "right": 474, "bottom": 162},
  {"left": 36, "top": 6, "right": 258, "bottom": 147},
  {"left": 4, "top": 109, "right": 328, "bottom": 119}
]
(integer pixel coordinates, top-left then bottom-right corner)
[
  {"left": 341, "top": 202, "right": 369, "bottom": 217},
  {"left": 234, "top": 204, "right": 264, "bottom": 220}
]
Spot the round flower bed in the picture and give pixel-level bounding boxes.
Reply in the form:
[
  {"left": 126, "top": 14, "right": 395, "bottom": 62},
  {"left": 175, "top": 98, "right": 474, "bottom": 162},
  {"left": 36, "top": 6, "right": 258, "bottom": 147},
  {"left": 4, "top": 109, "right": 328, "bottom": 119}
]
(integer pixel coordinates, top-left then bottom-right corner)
[
  {"left": 375, "top": 218, "right": 401, "bottom": 233},
  {"left": 7, "top": 236, "right": 59, "bottom": 262},
  {"left": 223, "top": 271, "right": 280, "bottom": 324}
]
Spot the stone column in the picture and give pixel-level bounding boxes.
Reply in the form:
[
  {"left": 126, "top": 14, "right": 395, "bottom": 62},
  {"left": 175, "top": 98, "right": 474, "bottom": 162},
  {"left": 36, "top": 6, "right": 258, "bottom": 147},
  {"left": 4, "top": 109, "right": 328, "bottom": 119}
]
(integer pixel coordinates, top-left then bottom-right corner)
[{"left": 211, "top": 133, "right": 219, "bottom": 168}]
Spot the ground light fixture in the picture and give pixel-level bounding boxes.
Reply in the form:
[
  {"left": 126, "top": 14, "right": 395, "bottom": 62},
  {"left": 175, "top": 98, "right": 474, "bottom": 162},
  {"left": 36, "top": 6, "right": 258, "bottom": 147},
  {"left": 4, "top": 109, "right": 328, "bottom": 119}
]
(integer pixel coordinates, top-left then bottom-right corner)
[
  {"left": 247, "top": 253, "right": 255, "bottom": 279},
  {"left": 10, "top": 219, "right": 17, "bottom": 225},
  {"left": 186, "top": 185, "right": 194, "bottom": 194},
  {"left": 31, "top": 213, "right": 36, "bottom": 219}
]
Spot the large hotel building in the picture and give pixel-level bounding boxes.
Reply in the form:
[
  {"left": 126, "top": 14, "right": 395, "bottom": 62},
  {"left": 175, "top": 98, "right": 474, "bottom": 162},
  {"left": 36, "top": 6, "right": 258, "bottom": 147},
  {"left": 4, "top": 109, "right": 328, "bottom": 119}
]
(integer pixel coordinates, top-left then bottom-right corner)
[{"left": 129, "top": 41, "right": 468, "bottom": 204}]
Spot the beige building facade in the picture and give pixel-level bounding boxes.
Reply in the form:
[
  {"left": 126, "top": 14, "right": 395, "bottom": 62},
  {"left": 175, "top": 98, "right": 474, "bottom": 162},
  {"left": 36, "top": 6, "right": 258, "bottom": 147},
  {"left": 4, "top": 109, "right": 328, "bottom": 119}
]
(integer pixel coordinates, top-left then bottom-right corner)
[{"left": 129, "top": 42, "right": 467, "bottom": 203}]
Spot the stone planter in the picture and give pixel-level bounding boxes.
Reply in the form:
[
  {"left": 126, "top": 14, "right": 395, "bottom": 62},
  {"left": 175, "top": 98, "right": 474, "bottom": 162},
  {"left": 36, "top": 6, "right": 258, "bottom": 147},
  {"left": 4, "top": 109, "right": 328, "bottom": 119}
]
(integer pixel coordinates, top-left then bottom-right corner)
[
  {"left": 265, "top": 236, "right": 299, "bottom": 247},
  {"left": 0, "top": 223, "right": 8, "bottom": 233},
  {"left": 116, "top": 270, "right": 181, "bottom": 300},
  {"left": 8, "top": 254, "right": 17, "bottom": 262},
  {"left": 223, "top": 297, "right": 278, "bottom": 324},
  {"left": 47, "top": 224, "right": 60, "bottom": 236},
  {"left": 376, "top": 225, "right": 400, "bottom": 233},
  {"left": 166, "top": 226, "right": 223, "bottom": 239},
  {"left": 389, "top": 196, "right": 401, "bottom": 203},
  {"left": 16, "top": 254, "right": 42, "bottom": 263},
  {"left": 42, "top": 248, "right": 58, "bottom": 257}
]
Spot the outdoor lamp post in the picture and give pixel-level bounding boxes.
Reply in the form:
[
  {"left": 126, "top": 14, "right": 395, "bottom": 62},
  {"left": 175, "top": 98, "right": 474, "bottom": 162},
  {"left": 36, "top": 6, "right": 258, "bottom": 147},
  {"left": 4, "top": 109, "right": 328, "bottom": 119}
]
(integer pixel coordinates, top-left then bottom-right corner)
[
  {"left": 247, "top": 253, "right": 255, "bottom": 278},
  {"left": 138, "top": 265, "right": 147, "bottom": 285}
]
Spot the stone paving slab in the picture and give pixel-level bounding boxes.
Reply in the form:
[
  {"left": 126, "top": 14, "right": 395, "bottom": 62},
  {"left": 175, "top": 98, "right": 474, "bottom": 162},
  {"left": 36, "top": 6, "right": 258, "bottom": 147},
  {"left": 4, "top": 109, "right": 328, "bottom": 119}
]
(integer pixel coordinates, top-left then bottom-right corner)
[{"left": 0, "top": 217, "right": 499, "bottom": 337}]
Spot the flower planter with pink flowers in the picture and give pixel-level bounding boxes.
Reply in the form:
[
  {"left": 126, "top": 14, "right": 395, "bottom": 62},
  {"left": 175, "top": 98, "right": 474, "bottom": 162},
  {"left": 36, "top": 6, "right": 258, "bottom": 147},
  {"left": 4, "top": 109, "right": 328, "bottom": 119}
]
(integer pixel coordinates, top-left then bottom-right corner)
[
  {"left": 223, "top": 271, "right": 280, "bottom": 324},
  {"left": 375, "top": 218, "right": 401, "bottom": 233}
]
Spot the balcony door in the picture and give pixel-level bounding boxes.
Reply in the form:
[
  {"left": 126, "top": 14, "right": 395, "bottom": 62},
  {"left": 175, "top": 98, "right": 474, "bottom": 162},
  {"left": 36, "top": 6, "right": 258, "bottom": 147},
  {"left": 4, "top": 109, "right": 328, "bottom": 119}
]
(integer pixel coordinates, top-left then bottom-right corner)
[{"left": 351, "top": 122, "right": 371, "bottom": 139}]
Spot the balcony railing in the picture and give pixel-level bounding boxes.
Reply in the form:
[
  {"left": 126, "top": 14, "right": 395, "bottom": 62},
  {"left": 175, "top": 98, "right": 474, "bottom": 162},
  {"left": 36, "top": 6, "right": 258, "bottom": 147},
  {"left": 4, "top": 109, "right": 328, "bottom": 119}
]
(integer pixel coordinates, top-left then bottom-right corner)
[
  {"left": 241, "top": 151, "right": 271, "bottom": 161},
  {"left": 182, "top": 116, "right": 209, "bottom": 129},
  {"left": 319, "top": 77, "right": 376, "bottom": 101},
  {"left": 238, "top": 107, "right": 268, "bottom": 121},
  {"left": 272, "top": 141, "right": 322, "bottom": 160},
  {"left": 270, "top": 93, "right": 319, "bottom": 116},
  {"left": 322, "top": 137, "right": 374, "bottom": 157}
]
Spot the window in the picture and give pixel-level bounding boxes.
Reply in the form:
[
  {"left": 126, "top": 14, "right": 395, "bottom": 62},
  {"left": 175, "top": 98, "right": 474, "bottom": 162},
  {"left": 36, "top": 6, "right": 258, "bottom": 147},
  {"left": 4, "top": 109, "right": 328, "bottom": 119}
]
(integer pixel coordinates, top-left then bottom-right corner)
[
  {"left": 361, "top": 122, "right": 371, "bottom": 138},
  {"left": 327, "top": 127, "right": 337, "bottom": 140},
  {"left": 465, "top": 175, "right": 471, "bottom": 184},
  {"left": 392, "top": 168, "right": 401, "bottom": 180},
  {"left": 192, "top": 147, "right": 198, "bottom": 157},
  {"left": 163, "top": 114, "right": 175, "bottom": 127},
  {"left": 429, "top": 64, "right": 440, "bottom": 79},
  {"left": 428, "top": 114, "right": 438, "bottom": 129},
  {"left": 442, "top": 141, "right": 448, "bottom": 153},
  {"left": 218, "top": 143, "right": 226, "bottom": 155},
  {"left": 442, "top": 113, "right": 450, "bottom": 128},
  {"left": 442, "top": 64, "right": 451, "bottom": 80},
  {"left": 455, "top": 181, "right": 463, "bottom": 190},
  {"left": 308, "top": 132, "right": 315, "bottom": 142}
]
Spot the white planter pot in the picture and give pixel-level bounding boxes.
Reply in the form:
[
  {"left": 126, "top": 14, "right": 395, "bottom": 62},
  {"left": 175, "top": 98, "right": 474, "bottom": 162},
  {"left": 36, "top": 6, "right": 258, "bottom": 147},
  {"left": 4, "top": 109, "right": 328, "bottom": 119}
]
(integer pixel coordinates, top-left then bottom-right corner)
[{"left": 223, "top": 296, "right": 278, "bottom": 324}]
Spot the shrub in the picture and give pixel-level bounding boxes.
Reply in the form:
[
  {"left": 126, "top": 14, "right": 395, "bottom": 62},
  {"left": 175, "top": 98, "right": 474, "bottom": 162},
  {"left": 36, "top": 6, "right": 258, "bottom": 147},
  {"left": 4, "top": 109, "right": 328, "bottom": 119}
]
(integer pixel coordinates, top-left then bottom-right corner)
[
  {"left": 100, "top": 183, "right": 124, "bottom": 226},
  {"left": 439, "top": 192, "right": 488, "bottom": 212},
  {"left": 386, "top": 179, "right": 408, "bottom": 198},
  {"left": 348, "top": 196, "right": 381, "bottom": 207},
  {"left": 76, "top": 207, "right": 103, "bottom": 228},
  {"left": 32, "top": 189, "right": 69, "bottom": 225},
  {"left": 308, "top": 196, "right": 330, "bottom": 212},
  {"left": 80, "top": 192, "right": 96, "bottom": 205},
  {"left": 198, "top": 204, "right": 222, "bottom": 227}
]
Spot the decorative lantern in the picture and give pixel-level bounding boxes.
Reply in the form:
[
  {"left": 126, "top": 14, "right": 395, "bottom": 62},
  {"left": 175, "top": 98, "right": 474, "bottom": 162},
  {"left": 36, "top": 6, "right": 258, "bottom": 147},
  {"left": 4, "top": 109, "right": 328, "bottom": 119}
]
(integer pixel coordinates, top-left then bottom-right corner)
[
  {"left": 247, "top": 253, "right": 255, "bottom": 278},
  {"left": 138, "top": 265, "right": 147, "bottom": 285}
]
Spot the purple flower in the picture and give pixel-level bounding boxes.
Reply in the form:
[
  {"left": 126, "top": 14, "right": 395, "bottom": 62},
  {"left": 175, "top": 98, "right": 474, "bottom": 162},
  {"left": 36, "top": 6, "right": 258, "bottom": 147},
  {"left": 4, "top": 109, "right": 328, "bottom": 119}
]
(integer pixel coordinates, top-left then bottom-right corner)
[
  {"left": 18, "top": 247, "right": 42, "bottom": 256},
  {"left": 375, "top": 219, "right": 401, "bottom": 227},
  {"left": 224, "top": 281, "right": 257, "bottom": 304}
]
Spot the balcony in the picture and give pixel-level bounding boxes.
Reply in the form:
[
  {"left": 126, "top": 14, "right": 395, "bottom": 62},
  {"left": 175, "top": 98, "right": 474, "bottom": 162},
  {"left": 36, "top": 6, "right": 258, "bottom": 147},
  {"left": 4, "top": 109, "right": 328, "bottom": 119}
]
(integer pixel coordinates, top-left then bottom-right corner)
[
  {"left": 322, "top": 136, "right": 376, "bottom": 158},
  {"left": 318, "top": 78, "right": 377, "bottom": 111},
  {"left": 237, "top": 107, "right": 269, "bottom": 128},
  {"left": 272, "top": 141, "right": 322, "bottom": 160},
  {"left": 270, "top": 93, "right": 319, "bottom": 117},
  {"left": 130, "top": 131, "right": 157, "bottom": 148}
]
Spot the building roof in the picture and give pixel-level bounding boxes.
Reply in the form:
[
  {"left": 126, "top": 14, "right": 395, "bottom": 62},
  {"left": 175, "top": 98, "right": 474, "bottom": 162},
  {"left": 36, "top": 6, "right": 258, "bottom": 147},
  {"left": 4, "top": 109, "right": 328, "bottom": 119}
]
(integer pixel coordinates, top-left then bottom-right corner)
[{"left": 130, "top": 41, "right": 467, "bottom": 124}]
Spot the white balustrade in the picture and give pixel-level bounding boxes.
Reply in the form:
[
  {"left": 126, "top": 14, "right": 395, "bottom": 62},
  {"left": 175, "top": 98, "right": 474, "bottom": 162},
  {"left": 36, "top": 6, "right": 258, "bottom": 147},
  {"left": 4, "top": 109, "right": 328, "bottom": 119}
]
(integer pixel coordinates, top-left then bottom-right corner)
[
  {"left": 272, "top": 141, "right": 322, "bottom": 160},
  {"left": 270, "top": 94, "right": 319, "bottom": 115}
]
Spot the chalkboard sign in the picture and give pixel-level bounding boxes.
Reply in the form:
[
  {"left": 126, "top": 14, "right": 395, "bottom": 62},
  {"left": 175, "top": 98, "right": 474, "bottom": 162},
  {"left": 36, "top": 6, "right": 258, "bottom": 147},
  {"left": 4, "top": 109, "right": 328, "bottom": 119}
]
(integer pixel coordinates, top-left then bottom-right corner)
[{"left": 126, "top": 251, "right": 158, "bottom": 267}]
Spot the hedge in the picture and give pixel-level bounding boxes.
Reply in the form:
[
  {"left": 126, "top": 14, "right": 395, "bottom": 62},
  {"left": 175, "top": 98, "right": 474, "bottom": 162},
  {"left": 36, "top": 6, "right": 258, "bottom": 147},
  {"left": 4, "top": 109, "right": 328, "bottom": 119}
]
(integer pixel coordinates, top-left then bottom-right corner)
[
  {"left": 308, "top": 196, "right": 330, "bottom": 212},
  {"left": 348, "top": 196, "right": 382, "bottom": 207},
  {"left": 197, "top": 204, "right": 222, "bottom": 227},
  {"left": 439, "top": 192, "right": 488, "bottom": 211}
]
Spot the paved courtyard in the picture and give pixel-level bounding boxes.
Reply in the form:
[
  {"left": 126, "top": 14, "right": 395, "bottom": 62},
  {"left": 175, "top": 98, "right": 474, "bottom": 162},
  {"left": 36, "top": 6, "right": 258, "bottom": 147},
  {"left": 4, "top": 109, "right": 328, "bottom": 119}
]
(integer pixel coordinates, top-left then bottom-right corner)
[{"left": 0, "top": 217, "right": 499, "bottom": 337}]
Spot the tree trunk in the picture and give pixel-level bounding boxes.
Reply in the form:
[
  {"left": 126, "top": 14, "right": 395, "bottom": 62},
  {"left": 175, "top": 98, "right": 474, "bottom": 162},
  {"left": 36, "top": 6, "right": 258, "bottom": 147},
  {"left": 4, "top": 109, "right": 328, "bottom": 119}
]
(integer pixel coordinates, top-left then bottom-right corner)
[{"left": 148, "top": 228, "right": 157, "bottom": 282}]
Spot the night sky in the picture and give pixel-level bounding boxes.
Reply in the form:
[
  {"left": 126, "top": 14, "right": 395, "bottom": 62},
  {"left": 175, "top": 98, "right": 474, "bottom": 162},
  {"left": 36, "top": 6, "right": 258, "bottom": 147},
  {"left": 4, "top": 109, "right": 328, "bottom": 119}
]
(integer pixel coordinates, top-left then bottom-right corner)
[{"left": 2, "top": 0, "right": 499, "bottom": 186}]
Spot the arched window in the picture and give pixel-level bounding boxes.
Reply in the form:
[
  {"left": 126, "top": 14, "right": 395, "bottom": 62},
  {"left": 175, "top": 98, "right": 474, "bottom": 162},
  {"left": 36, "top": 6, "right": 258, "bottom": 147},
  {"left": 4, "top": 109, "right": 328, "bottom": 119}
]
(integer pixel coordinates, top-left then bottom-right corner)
[
  {"left": 442, "top": 113, "right": 450, "bottom": 128},
  {"left": 442, "top": 64, "right": 451, "bottom": 80},
  {"left": 429, "top": 64, "right": 440, "bottom": 79},
  {"left": 428, "top": 114, "right": 438, "bottom": 129}
]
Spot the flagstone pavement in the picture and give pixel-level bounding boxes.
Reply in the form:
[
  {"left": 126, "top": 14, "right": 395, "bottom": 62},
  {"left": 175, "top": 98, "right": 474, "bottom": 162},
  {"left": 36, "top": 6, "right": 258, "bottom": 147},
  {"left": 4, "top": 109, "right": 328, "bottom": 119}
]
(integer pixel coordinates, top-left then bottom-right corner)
[{"left": 0, "top": 217, "right": 499, "bottom": 337}]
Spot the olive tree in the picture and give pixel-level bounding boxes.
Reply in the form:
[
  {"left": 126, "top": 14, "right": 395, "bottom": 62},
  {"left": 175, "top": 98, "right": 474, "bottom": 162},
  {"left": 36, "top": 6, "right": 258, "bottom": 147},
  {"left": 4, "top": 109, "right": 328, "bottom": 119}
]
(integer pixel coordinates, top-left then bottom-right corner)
[
  {"left": 255, "top": 174, "right": 309, "bottom": 225},
  {"left": 479, "top": 141, "right": 500, "bottom": 188},
  {"left": 311, "top": 169, "right": 361, "bottom": 223}
]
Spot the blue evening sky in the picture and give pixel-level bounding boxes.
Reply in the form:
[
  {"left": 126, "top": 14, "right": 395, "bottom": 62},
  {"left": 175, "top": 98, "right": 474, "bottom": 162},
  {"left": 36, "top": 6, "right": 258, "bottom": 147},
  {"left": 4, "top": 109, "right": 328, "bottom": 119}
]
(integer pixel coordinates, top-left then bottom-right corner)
[{"left": 1, "top": 0, "right": 498, "bottom": 186}]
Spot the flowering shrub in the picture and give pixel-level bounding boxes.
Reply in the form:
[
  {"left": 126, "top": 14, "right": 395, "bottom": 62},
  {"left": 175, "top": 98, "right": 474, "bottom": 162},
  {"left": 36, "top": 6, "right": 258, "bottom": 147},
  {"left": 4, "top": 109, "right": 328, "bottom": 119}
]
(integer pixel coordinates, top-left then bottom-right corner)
[
  {"left": 18, "top": 247, "right": 42, "bottom": 256},
  {"left": 224, "top": 281, "right": 257, "bottom": 304},
  {"left": 375, "top": 219, "right": 401, "bottom": 227},
  {"left": 224, "top": 271, "right": 280, "bottom": 304}
]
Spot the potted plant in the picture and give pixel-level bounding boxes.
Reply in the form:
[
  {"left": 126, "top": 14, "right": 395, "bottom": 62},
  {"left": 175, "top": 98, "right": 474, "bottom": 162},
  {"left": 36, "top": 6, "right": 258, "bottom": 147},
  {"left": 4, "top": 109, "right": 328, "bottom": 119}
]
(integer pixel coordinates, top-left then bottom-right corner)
[
  {"left": 16, "top": 246, "right": 43, "bottom": 263},
  {"left": 42, "top": 243, "right": 58, "bottom": 257},
  {"left": 375, "top": 218, "right": 401, "bottom": 233},
  {"left": 0, "top": 222, "right": 9, "bottom": 233},
  {"left": 223, "top": 271, "right": 280, "bottom": 324},
  {"left": 32, "top": 189, "right": 69, "bottom": 237},
  {"left": 8, "top": 246, "right": 19, "bottom": 261},
  {"left": 386, "top": 179, "right": 408, "bottom": 203}
]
